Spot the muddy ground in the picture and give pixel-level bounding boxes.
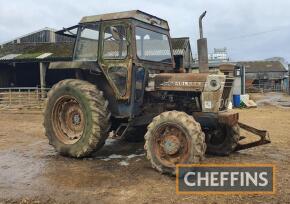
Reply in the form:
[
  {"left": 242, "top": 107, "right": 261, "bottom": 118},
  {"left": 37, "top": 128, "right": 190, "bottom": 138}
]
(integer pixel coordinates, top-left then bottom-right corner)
[{"left": 0, "top": 92, "right": 290, "bottom": 204}]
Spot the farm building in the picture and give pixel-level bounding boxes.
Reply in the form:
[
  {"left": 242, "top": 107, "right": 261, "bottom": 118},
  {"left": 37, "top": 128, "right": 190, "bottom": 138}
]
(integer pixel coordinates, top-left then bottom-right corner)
[
  {"left": 0, "top": 43, "right": 75, "bottom": 108},
  {"left": 237, "top": 60, "right": 288, "bottom": 92},
  {"left": 0, "top": 27, "right": 73, "bottom": 47},
  {"left": 288, "top": 64, "right": 290, "bottom": 94},
  {"left": 0, "top": 28, "right": 74, "bottom": 108},
  {"left": 170, "top": 37, "right": 194, "bottom": 71},
  {"left": 0, "top": 28, "right": 74, "bottom": 86},
  {"left": 0, "top": 42, "right": 74, "bottom": 87}
]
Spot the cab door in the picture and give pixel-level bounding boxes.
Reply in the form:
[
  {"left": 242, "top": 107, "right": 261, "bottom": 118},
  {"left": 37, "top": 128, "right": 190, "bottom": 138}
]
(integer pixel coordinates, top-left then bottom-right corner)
[{"left": 99, "top": 22, "right": 132, "bottom": 101}]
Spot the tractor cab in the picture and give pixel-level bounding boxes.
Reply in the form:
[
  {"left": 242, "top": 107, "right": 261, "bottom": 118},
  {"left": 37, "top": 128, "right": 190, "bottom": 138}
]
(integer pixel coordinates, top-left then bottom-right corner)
[
  {"left": 53, "top": 10, "right": 229, "bottom": 118},
  {"left": 56, "top": 10, "right": 175, "bottom": 101}
]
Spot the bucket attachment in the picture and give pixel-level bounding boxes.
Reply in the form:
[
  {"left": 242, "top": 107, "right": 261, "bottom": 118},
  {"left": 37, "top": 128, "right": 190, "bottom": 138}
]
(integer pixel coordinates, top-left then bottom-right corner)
[{"left": 235, "top": 122, "right": 271, "bottom": 151}]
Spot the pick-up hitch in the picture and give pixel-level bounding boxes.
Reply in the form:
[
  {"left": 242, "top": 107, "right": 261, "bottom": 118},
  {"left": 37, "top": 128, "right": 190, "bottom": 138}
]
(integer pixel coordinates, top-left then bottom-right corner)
[{"left": 235, "top": 122, "right": 271, "bottom": 151}]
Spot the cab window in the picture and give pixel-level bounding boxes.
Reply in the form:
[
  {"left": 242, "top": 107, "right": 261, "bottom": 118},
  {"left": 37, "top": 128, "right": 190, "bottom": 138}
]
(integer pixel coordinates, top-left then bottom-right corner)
[
  {"left": 103, "top": 25, "right": 127, "bottom": 59},
  {"left": 75, "top": 23, "right": 99, "bottom": 61},
  {"left": 135, "top": 27, "right": 172, "bottom": 63}
]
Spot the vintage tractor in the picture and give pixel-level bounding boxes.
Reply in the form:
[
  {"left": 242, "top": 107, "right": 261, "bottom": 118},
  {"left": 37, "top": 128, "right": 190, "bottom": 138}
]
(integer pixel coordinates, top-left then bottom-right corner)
[{"left": 44, "top": 10, "right": 270, "bottom": 175}]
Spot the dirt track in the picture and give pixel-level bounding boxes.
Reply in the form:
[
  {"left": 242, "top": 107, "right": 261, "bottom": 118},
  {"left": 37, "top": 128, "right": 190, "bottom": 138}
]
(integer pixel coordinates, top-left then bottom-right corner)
[{"left": 0, "top": 93, "right": 290, "bottom": 204}]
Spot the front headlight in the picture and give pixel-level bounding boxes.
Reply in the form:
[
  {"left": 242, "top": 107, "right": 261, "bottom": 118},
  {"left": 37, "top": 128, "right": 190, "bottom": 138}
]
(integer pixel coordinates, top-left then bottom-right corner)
[{"left": 205, "top": 75, "right": 221, "bottom": 91}]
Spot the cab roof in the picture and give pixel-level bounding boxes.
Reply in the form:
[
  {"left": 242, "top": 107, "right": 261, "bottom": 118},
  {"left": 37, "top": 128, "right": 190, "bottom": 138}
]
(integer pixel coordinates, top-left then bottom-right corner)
[{"left": 80, "top": 10, "right": 169, "bottom": 30}]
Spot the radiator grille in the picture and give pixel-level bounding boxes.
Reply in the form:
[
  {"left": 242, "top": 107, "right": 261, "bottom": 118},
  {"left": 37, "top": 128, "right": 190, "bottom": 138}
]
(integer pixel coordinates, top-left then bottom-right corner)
[{"left": 220, "top": 77, "right": 234, "bottom": 111}]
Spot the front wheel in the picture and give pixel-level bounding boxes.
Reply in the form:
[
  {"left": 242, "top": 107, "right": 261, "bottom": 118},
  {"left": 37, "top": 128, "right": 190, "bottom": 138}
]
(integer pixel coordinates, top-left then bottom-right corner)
[
  {"left": 205, "top": 124, "right": 240, "bottom": 156},
  {"left": 144, "top": 111, "right": 206, "bottom": 175}
]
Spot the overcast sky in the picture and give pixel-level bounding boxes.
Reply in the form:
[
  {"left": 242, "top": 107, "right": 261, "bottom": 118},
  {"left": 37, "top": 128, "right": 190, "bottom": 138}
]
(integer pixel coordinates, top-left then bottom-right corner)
[{"left": 0, "top": 0, "right": 289, "bottom": 62}]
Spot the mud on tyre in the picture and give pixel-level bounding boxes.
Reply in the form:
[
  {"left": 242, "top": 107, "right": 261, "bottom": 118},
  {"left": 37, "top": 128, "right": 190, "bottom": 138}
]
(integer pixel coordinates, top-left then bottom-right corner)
[
  {"left": 144, "top": 111, "right": 206, "bottom": 175},
  {"left": 43, "top": 79, "right": 111, "bottom": 158}
]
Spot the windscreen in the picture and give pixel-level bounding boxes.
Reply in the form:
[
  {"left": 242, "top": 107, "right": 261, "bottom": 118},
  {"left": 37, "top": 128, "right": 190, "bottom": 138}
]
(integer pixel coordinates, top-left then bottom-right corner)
[{"left": 135, "top": 27, "right": 172, "bottom": 63}]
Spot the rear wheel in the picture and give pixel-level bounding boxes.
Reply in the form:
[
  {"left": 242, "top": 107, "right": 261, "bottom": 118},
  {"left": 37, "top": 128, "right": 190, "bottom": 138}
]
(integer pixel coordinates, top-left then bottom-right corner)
[
  {"left": 43, "top": 79, "right": 111, "bottom": 158},
  {"left": 145, "top": 111, "right": 206, "bottom": 175},
  {"left": 205, "top": 124, "right": 240, "bottom": 156}
]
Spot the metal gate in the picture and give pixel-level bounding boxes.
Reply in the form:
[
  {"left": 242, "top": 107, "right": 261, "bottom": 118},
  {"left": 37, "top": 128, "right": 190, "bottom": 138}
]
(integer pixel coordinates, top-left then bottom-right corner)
[{"left": 0, "top": 87, "right": 49, "bottom": 110}]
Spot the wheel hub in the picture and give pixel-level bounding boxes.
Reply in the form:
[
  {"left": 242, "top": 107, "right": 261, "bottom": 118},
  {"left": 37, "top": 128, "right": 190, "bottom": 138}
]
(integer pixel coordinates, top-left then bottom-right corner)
[
  {"left": 52, "top": 96, "right": 85, "bottom": 144},
  {"left": 152, "top": 123, "right": 190, "bottom": 167},
  {"left": 72, "top": 113, "right": 81, "bottom": 125},
  {"left": 162, "top": 135, "right": 181, "bottom": 155}
]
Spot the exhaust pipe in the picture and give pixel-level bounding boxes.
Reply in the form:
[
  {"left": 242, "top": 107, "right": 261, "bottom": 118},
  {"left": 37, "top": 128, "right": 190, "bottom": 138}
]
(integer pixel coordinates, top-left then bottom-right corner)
[{"left": 197, "top": 11, "right": 209, "bottom": 73}]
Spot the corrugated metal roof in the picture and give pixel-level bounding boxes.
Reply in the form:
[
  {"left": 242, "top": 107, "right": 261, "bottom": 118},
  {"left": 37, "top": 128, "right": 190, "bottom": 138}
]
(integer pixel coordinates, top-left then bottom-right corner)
[
  {"left": 191, "top": 62, "right": 230, "bottom": 69},
  {"left": 36, "top": 53, "right": 53, "bottom": 59},
  {"left": 237, "top": 61, "right": 287, "bottom": 73},
  {"left": 0, "top": 27, "right": 57, "bottom": 46},
  {"left": 171, "top": 37, "right": 190, "bottom": 55},
  {"left": 0, "top": 54, "right": 21, "bottom": 60},
  {"left": 0, "top": 42, "right": 73, "bottom": 62}
]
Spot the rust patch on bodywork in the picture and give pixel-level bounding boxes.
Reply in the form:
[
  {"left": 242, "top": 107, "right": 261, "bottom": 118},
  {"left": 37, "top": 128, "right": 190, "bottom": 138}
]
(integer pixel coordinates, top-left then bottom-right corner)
[
  {"left": 218, "top": 111, "right": 239, "bottom": 126},
  {"left": 154, "top": 73, "right": 208, "bottom": 91},
  {"left": 80, "top": 10, "right": 169, "bottom": 30},
  {"left": 219, "top": 63, "right": 235, "bottom": 73}
]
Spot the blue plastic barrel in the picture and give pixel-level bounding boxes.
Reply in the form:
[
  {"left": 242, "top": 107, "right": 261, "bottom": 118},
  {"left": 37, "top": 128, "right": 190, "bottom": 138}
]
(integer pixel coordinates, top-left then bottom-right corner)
[{"left": 233, "top": 95, "right": 241, "bottom": 108}]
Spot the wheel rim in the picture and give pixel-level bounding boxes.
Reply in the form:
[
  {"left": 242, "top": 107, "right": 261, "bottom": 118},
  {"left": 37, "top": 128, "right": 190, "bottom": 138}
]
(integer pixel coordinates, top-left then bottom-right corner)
[
  {"left": 152, "top": 123, "right": 191, "bottom": 168},
  {"left": 52, "top": 95, "right": 85, "bottom": 144}
]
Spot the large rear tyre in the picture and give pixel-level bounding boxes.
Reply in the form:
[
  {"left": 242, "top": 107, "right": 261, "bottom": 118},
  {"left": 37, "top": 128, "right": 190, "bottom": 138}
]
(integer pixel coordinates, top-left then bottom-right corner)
[
  {"left": 205, "top": 124, "right": 240, "bottom": 156},
  {"left": 145, "top": 111, "right": 206, "bottom": 175},
  {"left": 43, "top": 79, "right": 111, "bottom": 158}
]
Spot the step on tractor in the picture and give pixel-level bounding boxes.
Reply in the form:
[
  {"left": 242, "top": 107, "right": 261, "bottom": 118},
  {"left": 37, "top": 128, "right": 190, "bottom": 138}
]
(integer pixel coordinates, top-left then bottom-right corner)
[{"left": 44, "top": 10, "right": 270, "bottom": 175}]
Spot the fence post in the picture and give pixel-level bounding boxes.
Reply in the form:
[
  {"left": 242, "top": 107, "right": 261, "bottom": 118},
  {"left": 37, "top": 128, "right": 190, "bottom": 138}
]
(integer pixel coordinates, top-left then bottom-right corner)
[
  {"left": 9, "top": 89, "right": 12, "bottom": 106},
  {"left": 18, "top": 88, "right": 21, "bottom": 105},
  {"left": 288, "top": 70, "right": 290, "bottom": 95},
  {"left": 36, "top": 88, "right": 39, "bottom": 107},
  {"left": 28, "top": 89, "right": 30, "bottom": 104},
  {"left": 39, "top": 62, "right": 48, "bottom": 99}
]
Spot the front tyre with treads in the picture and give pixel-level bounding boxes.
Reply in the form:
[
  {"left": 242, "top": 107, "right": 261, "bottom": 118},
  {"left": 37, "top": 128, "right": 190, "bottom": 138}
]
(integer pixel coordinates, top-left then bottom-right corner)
[
  {"left": 144, "top": 111, "right": 206, "bottom": 175},
  {"left": 206, "top": 124, "right": 240, "bottom": 156},
  {"left": 43, "top": 79, "right": 111, "bottom": 158}
]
